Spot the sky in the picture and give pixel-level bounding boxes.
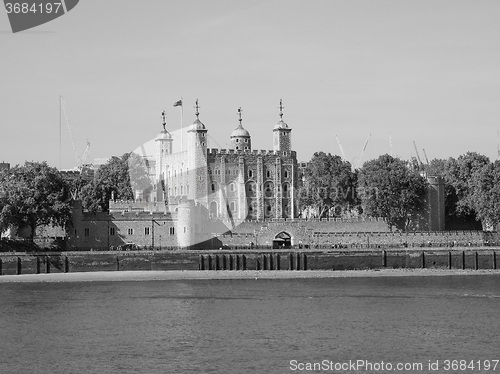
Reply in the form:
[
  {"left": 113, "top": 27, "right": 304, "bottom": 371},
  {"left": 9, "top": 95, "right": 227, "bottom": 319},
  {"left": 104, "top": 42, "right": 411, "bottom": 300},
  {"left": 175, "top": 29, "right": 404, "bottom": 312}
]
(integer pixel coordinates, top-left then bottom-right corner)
[{"left": 1, "top": 0, "right": 500, "bottom": 169}]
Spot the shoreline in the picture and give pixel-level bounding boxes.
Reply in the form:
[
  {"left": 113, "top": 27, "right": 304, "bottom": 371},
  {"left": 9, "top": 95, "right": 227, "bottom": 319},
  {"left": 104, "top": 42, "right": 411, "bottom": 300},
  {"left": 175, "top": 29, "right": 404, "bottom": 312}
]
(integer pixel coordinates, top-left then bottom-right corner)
[{"left": 1, "top": 268, "right": 500, "bottom": 283}]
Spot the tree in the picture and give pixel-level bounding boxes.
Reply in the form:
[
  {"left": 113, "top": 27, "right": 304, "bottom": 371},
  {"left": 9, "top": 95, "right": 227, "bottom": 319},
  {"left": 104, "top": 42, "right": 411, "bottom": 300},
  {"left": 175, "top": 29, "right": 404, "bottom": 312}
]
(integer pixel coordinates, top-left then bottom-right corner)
[
  {"left": 446, "top": 152, "right": 490, "bottom": 216},
  {"left": 470, "top": 161, "right": 500, "bottom": 229},
  {"left": 357, "top": 154, "right": 427, "bottom": 231},
  {"left": 0, "top": 162, "right": 72, "bottom": 240},
  {"left": 80, "top": 153, "right": 151, "bottom": 212},
  {"left": 298, "top": 152, "right": 357, "bottom": 218}
]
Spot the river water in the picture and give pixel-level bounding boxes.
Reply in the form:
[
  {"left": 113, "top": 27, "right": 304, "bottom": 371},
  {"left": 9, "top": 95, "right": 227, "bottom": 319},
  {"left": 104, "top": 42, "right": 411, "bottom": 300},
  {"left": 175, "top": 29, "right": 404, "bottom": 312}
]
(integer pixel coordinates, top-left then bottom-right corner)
[{"left": 0, "top": 275, "right": 499, "bottom": 373}]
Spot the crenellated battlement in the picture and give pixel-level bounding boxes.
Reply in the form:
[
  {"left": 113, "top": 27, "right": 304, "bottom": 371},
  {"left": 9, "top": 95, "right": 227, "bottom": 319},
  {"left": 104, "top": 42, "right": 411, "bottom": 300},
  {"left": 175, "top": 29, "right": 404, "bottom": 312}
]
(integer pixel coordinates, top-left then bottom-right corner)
[{"left": 208, "top": 148, "right": 296, "bottom": 157}]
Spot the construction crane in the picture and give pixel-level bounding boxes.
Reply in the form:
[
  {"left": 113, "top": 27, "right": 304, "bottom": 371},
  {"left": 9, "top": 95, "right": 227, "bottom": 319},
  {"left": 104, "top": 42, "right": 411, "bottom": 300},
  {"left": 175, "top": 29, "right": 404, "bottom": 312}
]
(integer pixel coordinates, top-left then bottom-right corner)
[
  {"left": 422, "top": 148, "right": 430, "bottom": 165},
  {"left": 335, "top": 135, "right": 347, "bottom": 161},
  {"left": 60, "top": 96, "right": 91, "bottom": 170},
  {"left": 412, "top": 141, "right": 424, "bottom": 166},
  {"left": 354, "top": 133, "right": 371, "bottom": 169}
]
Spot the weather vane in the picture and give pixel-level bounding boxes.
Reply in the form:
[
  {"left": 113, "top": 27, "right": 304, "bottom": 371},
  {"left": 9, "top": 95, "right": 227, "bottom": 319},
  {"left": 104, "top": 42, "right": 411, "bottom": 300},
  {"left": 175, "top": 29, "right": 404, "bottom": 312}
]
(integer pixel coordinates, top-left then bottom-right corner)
[
  {"left": 279, "top": 99, "right": 284, "bottom": 120},
  {"left": 161, "top": 110, "right": 166, "bottom": 131},
  {"left": 194, "top": 99, "right": 200, "bottom": 119},
  {"left": 238, "top": 107, "right": 243, "bottom": 125}
]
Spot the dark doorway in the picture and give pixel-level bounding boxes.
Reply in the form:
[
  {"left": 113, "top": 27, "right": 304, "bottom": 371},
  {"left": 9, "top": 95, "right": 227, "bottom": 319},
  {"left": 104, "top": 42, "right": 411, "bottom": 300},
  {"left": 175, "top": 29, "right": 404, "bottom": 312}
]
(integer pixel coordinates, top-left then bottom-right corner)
[{"left": 273, "top": 232, "right": 292, "bottom": 249}]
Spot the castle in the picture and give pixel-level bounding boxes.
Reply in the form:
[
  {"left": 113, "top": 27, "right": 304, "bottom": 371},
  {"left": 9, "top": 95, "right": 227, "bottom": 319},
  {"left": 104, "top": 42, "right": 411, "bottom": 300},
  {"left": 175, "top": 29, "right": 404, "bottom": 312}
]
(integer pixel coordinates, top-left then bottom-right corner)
[
  {"left": 63, "top": 100, "right": 445, "bottom": 250},
  {"left": 151, "top": 100, "right": 298, "bottom": 222}
]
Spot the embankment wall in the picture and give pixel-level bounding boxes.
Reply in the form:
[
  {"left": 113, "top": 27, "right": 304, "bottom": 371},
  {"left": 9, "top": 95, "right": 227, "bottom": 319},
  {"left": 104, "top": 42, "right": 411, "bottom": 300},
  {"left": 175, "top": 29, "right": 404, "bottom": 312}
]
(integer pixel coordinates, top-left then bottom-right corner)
[{"left": 1, "top": 249, "right": 498, "bottom": 275}]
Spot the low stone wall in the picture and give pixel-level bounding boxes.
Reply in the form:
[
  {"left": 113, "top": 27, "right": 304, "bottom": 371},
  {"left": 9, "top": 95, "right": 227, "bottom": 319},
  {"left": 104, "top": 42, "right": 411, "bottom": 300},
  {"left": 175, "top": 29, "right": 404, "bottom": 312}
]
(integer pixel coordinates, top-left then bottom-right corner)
[{"left": 1, "top": 249, "right": 498, "bottom": 275}]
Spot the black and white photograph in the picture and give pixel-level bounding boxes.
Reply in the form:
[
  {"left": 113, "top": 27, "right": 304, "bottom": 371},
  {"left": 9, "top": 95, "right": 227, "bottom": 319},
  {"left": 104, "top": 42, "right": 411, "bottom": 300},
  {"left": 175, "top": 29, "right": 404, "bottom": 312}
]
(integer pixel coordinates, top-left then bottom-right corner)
[{"left": 1, "top": 1, "right": 500, "bottom": 373}]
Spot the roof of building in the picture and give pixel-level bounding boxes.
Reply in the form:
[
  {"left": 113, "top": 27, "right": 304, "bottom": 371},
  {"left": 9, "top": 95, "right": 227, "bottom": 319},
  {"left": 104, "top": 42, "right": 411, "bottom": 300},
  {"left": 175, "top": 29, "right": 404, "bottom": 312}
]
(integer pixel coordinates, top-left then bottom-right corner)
[
  {"left": 156, "top": 129, "right": 172, "bottom": 140},
  {"left": 230, "top": 123, "right": 250, "bottom": 138},
  {"left": 274, "top": 119, "right": 289, "bottom": 130},
  {"left": 190, "top": 118, "right": 206, "bottom": 131}
]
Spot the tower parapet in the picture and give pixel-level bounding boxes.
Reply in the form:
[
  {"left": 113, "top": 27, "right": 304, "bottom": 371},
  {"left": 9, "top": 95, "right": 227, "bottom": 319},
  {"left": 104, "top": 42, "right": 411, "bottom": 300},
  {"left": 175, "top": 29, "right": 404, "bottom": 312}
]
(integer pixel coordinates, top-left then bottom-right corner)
[{"left": 273, "top": 99, "right": 292, "bottom": 152}]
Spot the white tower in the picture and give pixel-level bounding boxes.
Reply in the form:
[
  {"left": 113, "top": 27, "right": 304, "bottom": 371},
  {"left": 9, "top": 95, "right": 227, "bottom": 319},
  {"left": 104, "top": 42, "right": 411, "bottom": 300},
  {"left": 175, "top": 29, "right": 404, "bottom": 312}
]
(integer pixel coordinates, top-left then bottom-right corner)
[{"left": 155, "top": 111, "right": 173, "bottom": 202}]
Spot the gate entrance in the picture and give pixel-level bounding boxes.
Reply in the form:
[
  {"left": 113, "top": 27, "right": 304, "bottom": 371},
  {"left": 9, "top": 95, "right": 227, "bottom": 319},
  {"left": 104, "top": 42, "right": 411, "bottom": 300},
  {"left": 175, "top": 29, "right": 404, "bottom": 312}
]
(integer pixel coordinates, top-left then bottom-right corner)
[{"left": 273, "top": 232, "right": 292, "bottom": 249}]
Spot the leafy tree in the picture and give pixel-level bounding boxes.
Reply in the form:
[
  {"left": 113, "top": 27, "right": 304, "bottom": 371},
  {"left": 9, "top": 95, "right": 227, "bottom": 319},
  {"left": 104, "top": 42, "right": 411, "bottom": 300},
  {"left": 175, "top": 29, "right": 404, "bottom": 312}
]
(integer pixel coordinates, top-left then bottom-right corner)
[
  {"left": 0, "top": 162, "right": 72, "bottom": 240},
  {"left": 357, "top": 154, "right": 427, "bottom": 231},
  {"left": 298, "top": 152, "right": 357, "bottom": 218},
  {"left": 446, "top": 152, "right": 490, "bottom": 216},
  {"left": 470, "top": 161, "right": 500, "bottom": 229},
  {"left": 80, "top": 153, "right": 151, "bottom": 212}
]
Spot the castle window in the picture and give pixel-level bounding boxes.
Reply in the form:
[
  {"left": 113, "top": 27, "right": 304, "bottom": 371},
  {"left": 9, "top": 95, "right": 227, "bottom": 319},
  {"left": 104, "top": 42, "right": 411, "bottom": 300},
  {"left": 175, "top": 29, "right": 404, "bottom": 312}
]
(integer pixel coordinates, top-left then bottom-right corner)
[
  {"left": 283, "top": 132, "right": 286, "bottom": 136},
  {"left": 145, "top": 227, "right": 150, "bottom": 235},
  {"left": 180, "top": 185, "right": 183, "bottom": 194},
  {"left": 248, "top": 170, "right": 253, "bottom": 178},
  {"left": 184, "top": 227, "right": 186, "bottom": 233},
  {"left": 230, "top": 183, "right": 235, "bottom": 192},
  {"left": 266, "top": 170, "right": 271, "bottom": 178},
  {"left": 84, "top": 228, "right": 90, "bottom": 236},
  {"left": 127, "top": 228, "right": 134, "bottom": 235},
  {"left": 284, "top": 171, "right": 289, "bottom": 178},
  {"left": 110, "top": 227, "right": 115, "bottom": 236},
  {"left": 230, "top": 201, "right": 236, "bottom": 211},
  {"left": 211, "top": 183, "right": 215, "bottom": 191},
  {"left": 199, "top": 176, "right": 202, "bottom": 181},
  {"left": 236, "top": 139, "right": 240, "bottom": 143},
  {"left": 236, "top": 146, "right": 239, "bottom": 150},
  {"left": 169, "top": 227, "right": 175, "bottom": 235},
  {"left": 244, "top": 139, "right": 248, "bottom": 143},
  {"left": 202, "top": 133, "right": 205, "bottom": 137},
  {"left": 202, "top": 142, "right": 205, "bottom": 147},
  {"left": 187, "top": 184, "right": 189, "bottom": 193}
]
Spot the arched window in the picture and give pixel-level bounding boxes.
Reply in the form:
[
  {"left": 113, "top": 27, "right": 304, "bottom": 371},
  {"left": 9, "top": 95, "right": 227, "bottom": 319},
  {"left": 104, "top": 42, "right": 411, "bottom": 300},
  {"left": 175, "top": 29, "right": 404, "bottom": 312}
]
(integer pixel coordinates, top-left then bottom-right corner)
[
  {"left": 266, "top": 170, "right": 271, "bottom": 178},
  {"left": 284, "top": 170, "right": 289, "bottom": 178},
  {"left": 248, "top": 170, "right": 253, "bottom": 178},
  {"left": 211, "top": 183, "right": 215, "bottom": 191},
  {"left": 230, "top": 183, "right": 235, "bottom": 192},
  {"left": 230, "top": 201, "right": 236, "bottom": 211}
]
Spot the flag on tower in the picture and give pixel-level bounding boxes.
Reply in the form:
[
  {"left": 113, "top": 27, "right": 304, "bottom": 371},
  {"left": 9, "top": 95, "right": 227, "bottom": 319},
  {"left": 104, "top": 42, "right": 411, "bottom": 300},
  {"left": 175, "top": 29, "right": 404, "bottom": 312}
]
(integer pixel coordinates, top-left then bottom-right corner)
[{"left": 173, "top": 99, "right": 182, "bottom": 107}]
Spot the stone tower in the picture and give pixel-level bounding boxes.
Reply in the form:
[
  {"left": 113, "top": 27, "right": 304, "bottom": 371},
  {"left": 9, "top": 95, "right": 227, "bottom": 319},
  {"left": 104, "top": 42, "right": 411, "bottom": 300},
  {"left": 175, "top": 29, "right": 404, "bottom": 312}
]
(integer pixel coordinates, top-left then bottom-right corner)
[
  {"left": 155, "top": 111, "right": 173, "bottom": 202},
  {"left": 426, "top": 176, "right": 445, "bottom": 231},
  {"left": 273, "top": 99, "right": 292, "bottom": 152},
  {"left": 187, "top": 100, "right": 208, "bottom": 207},
  {"left": 230, "top": 107, "right": 251, "bottom": 151}
]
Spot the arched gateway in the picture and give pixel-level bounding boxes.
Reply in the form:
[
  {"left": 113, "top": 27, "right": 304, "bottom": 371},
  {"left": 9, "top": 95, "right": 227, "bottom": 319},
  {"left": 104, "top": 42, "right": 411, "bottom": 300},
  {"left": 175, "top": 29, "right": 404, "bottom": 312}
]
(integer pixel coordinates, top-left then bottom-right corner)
[{"left": 273, "top": 231, "right": 292, "bottom": 249}]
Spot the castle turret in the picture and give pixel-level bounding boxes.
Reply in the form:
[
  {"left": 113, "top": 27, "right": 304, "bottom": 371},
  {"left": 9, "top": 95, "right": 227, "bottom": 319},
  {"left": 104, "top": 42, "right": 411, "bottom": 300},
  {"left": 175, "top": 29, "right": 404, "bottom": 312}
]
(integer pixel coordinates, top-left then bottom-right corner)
[
  {"left": 273, "top": 99, "right": 292, "bottom": 152},
  {"left": 230, "top": 107, "right": 251, "bottom": 151},
  {"left": 187, "top": 100, "right": 208, "bottom": 207},
  {"left": 155, "top": 111, "right": 173, "bottom": 203}
]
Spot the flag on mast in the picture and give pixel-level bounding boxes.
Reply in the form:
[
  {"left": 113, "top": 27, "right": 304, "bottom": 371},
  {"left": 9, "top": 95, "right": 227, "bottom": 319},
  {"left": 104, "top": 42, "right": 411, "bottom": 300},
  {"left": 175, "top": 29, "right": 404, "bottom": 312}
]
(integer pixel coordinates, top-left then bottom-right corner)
[{"left": 173, "top": 98, "right": 183, "bottom": 151}]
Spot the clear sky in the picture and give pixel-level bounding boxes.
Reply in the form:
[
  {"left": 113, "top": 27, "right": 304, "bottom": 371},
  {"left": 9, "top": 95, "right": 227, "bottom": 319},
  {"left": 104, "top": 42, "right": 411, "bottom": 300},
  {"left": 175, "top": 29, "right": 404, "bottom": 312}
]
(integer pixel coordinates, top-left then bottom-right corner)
[{"left": 1, "top": 0, "right": 500, "bottom": 169}]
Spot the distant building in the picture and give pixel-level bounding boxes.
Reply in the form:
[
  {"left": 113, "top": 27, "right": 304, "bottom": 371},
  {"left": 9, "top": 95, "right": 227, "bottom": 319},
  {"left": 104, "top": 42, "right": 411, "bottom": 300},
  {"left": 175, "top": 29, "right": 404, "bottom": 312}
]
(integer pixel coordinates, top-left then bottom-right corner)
[{"left": 0, "top": 162, "right": 10, "bottom": 171}]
